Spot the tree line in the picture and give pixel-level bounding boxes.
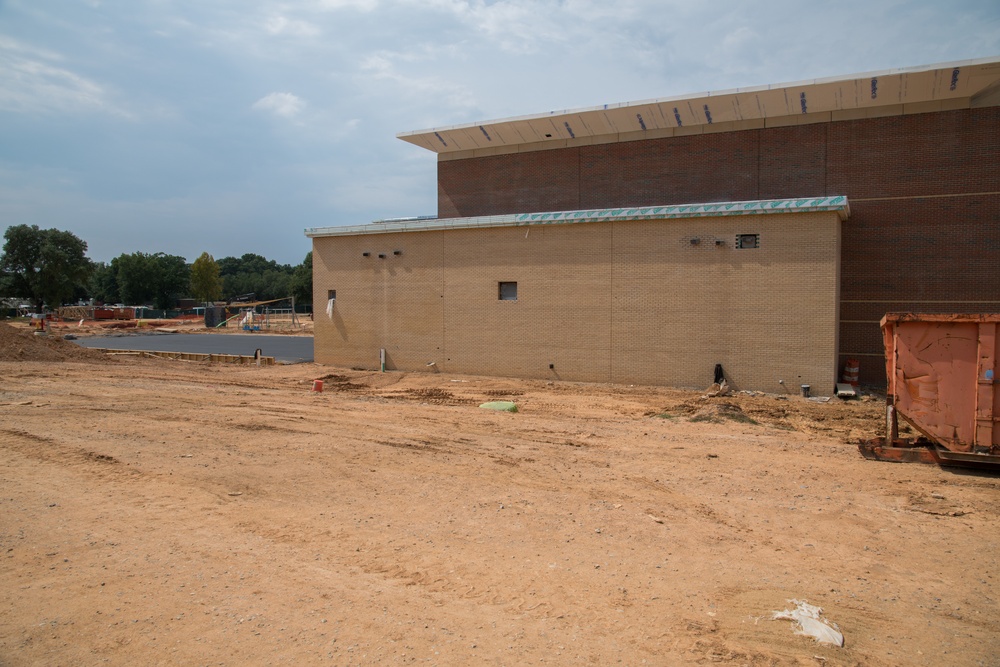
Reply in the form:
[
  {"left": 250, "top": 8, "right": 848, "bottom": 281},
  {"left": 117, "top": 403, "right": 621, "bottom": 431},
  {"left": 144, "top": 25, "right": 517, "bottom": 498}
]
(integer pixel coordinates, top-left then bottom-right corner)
[{"left": 0, "top": 224, "right": 312, "bottom": 312}]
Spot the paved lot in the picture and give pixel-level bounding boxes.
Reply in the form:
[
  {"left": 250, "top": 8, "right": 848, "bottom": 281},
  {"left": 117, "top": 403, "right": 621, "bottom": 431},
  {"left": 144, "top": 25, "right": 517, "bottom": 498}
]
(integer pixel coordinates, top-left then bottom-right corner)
[{"left": 74, "top": 333, "right": 314, "bottom": 363}]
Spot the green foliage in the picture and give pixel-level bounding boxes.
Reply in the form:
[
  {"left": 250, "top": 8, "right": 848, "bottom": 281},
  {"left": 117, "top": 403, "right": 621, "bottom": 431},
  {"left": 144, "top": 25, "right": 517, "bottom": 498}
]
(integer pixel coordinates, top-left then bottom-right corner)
[
  {"left": 290, "top": 251, "right": 312, "bottom": 306},
  {"left": 113, "top": 252, "right": 190, "bottom": 309},
  {"left": 0, "top": 226, "right": 309, "bottom": 312},
  {"left": 0, "top": 224, "right": 94, "bottom": 311},
  {"left": 217, "top": 253, "right": 295, "bottom": 301},
  {"left": 89, "top": 261, "right": 120, "bottom": 304},
  {"left": 0, "top": 222, "right": 310, "bottom": 313},
  {"left": 190, "top": 252, "right": 223, "bottom": 304}
]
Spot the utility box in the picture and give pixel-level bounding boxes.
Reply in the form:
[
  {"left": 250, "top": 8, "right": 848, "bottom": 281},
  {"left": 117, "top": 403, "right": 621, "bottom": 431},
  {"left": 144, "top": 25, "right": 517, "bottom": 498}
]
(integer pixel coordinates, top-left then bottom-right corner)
[{"left": 204, "top": 306, "right": 226, "bottom": 329}]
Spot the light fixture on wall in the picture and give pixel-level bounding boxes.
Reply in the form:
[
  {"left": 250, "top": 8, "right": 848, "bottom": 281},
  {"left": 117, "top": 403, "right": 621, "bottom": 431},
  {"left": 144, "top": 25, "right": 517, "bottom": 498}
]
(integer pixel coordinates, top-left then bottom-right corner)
[
  {"left": 393, "top": 250, "right": 402, "bottom": 256},
  {"left": 362, "top": 252, "right": 370, "bottom": 257},
  {"left": 378, "top": 253, "right": 386, "bottom": 259}
]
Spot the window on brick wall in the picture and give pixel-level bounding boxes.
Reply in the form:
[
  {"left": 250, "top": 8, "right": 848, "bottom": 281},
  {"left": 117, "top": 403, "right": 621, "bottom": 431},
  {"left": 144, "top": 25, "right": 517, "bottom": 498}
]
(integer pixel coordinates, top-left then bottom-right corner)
[
  {"left": 498, "top": 282, "right": 518, "bottom": 301},
  {"left": 325, "top": 290, "right": 336, "bottom": 319},
  {"left": 736, "top": 234, "right": 759, "bottom": 249}
]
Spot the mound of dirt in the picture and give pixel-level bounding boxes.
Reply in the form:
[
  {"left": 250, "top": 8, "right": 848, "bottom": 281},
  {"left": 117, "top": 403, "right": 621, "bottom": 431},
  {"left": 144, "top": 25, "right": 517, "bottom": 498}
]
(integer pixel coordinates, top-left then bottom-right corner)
[
  {"left": 0, "top": 321, "right": 111, "bottom": 363},
  {"left": 690, "top": 402, "right": 756, "bottom": 424}
]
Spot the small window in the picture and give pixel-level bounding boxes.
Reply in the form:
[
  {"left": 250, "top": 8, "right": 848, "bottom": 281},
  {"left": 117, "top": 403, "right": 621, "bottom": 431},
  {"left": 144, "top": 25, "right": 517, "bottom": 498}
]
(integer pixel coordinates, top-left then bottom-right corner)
[
  {"left": 498, "top": 282, "right": 518, "bottom": 301},
  {"left": 325, "top": 290, "right": 336, "bottom": 318},
  {"left": 736, "top": 234, "right": 759, "bottom": 249}
]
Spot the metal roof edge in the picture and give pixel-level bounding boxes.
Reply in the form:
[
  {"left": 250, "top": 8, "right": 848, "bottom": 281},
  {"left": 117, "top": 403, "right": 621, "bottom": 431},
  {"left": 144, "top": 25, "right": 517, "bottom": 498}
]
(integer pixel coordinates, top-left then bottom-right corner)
[
  {"left": 396, "top": 57, "right": 1000, "bottom": 140},
  {"left": 304, "top": 196, "right": 850, "bottom": 238}
]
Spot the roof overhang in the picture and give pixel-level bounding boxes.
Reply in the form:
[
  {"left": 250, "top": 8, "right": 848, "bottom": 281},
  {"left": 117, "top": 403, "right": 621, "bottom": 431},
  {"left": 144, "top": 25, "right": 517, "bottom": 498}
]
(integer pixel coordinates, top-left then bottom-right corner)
[
  {"left": 305, "top": 196, "right": 849, "bottom": 238},
  {"left": 397, "top": 57, "right": 1000, "bottom": 156}
]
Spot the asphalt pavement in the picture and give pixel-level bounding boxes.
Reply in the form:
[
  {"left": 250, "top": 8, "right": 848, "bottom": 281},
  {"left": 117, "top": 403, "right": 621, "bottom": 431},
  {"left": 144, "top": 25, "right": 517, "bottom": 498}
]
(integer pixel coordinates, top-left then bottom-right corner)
[{"left": 74, "top": 333, "right": 314, "bottom": 363}]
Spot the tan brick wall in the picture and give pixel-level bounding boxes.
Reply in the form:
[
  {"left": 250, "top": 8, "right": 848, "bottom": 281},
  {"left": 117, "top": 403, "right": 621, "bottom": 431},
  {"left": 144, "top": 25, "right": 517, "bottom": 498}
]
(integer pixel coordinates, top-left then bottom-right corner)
[{"left": 313, "top": 211, "right": 841, "bottom": 393}]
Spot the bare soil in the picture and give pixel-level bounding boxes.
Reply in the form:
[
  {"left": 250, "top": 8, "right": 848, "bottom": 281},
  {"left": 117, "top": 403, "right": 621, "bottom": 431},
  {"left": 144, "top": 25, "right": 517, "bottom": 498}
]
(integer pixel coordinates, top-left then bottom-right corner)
[
  {"left": 0, "top": 322, "right": 111, "bottom": 363},
  {"left": 5, "top": 317, "right": 314, "bottom": 339},
  {"left": 1, "top": 330, "right": 997, "bottom": 665}
]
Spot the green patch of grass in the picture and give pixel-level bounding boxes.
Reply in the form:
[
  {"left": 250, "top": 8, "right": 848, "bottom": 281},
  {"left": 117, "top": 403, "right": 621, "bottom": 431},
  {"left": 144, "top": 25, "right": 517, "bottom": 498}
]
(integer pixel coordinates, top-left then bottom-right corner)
[
  {"left": 689, "top": 414, "right": 722, "bottom": 424},
  {"left": 728, "top": 413, "right": 759, "bottom": 425}
]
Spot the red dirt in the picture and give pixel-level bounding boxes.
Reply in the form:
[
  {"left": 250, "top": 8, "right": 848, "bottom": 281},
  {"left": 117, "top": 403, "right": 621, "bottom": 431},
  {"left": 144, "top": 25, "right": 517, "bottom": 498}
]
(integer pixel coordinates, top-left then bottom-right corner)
[
  {"left": 0, "top": 356, "right": 997, "bottom": 665},
  {"left": 0, "top": 321, "right": 112, "bottom": 363}
]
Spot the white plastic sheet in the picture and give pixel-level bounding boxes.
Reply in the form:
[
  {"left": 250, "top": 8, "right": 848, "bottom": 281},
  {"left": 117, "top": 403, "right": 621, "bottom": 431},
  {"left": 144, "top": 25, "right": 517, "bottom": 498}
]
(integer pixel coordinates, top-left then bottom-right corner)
[{"left": 772, "top": 600, "right": 844, "bottom": 647}]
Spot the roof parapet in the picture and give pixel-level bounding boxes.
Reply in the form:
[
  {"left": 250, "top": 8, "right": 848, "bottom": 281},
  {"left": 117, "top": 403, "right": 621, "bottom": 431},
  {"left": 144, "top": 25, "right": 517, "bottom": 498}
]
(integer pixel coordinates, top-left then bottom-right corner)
[{"left": 305, "top": 196, "right": 850, "bottom": 238}]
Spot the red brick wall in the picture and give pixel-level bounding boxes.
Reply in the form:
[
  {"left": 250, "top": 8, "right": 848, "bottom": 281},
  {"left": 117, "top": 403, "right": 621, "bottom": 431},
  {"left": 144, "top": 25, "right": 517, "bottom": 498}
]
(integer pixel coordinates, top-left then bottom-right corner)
[{"left": 437, "top": 107, "right": 1000, "bottom": 385}]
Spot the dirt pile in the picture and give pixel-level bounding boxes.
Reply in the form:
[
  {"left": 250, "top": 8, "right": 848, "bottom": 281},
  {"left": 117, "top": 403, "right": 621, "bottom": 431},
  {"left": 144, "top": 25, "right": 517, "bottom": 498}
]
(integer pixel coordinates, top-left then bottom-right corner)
[
  {"left": 0, "top": 321, "right": 110, "bottom": 362},
  {"left": 643, "top": 390, "right": 885, "bottom": 439},
  {"left": 689, "top": 401, "right": 756, "bottom": 424}
]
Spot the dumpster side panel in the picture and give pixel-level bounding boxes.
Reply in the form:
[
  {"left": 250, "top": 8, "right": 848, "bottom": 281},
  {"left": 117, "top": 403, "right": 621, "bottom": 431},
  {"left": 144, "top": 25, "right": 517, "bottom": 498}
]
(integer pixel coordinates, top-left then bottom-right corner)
[
  {"left": 978, "top": 323, "right": 999, "bottom": 449},
  {"left": 891, "top": 321, "right": 979, "bottom": 452},
  {"left": 995, "top": 327, "right": 1000, "bottom": 449}
]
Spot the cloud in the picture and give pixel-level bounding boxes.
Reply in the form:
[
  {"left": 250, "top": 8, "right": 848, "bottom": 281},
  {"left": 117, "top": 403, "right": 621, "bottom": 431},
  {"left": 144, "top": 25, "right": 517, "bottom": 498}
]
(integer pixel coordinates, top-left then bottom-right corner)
[
  {"left": 415, "top": 0, "right": 651, "bottom": 56},
  {"left": 252, "top": 92, "right": 306, "bottom": 118},
  {"left": 312, "top": 0, "right": 380, "bottom": 11},
  {"left": 0, "top": 166, "right": 308, "bottom": 264},
  {"left": 0, "top": 36, "right": 128, "bottom": 117},
  {"left": 357, "top": 48, "right": 478, "bottom": 115},
  {"left": 263, "top": 14, "right": 321, "bottom": 37}
]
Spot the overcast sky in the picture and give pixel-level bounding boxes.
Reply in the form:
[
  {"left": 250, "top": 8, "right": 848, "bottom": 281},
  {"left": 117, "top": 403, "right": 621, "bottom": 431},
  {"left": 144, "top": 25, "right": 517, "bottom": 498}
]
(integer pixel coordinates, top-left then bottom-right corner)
[{"left": 1, "top": 0, "right": 998, "bottom": 265}]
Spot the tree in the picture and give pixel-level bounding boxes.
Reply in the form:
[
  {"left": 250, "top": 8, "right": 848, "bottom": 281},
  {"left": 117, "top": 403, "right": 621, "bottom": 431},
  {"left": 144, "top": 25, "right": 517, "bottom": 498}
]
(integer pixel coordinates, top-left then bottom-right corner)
[
  {"left": 113, "top": 253, "right": 154, "bottom": 306},
  {"left": 217, "top": 253, "right": 295, "bottom": 301},
  {"left": 113, "top": 252, "right": 190, "bottom": 310},
  {"left": 89, "top": 261, "right": 120, "bottom": 304},
  {"left": 148, "top": 254, "right": 190, "bottom": 310},
  {"left": 190, "top": 252, "right": 222, "bottom": 304},
  {"left": 0, "top": 224, "right": 94, "bottom": 312},
  {"left": 290, "top": 251, "right": 312, "bottom": 307}
]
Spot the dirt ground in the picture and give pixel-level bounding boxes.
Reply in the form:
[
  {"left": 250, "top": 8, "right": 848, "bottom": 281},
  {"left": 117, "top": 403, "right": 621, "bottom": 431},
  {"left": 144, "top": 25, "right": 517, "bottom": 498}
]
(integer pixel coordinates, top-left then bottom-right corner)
[
  {"left": 33, "top": 316, "right": 314, "bottom": 338},
  {"left": 1, "top": 325, "right": 998, "bottom": 666}
]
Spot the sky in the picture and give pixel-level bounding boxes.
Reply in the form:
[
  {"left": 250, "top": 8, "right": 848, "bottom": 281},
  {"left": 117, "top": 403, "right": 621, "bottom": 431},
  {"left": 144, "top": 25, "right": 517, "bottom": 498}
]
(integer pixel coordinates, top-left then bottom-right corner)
[{"left": 1, "top": 1, "right": 998, "bottom": 266}]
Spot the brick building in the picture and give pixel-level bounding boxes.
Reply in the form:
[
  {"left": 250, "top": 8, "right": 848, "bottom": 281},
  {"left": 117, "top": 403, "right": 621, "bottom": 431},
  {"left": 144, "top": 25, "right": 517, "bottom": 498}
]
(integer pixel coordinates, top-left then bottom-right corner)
[{"left": 307, "top": 58, "right": 1000, "bottom": 392}]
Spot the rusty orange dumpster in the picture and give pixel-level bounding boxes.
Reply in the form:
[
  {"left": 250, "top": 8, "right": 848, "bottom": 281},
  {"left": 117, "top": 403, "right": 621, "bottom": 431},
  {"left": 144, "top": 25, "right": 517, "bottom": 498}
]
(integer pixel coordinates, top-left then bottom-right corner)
[{"left": 859, "top": 313, "right": 1000, "bottom": 468}]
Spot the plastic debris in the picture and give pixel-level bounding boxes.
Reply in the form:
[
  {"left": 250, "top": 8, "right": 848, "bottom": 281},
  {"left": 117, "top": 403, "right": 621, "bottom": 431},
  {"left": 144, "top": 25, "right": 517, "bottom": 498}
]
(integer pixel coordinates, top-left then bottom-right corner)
[
  {"left": 835, "top": 383, "right": 857, "bottom": 398},
  {"left": 772, "top": 600, "right": 844, "bottom": 647},
  {"left": 702, "top": 380, "right": 730, "bottom": 398},
  {"left": 479, "top": 401, "right": 518, "bottom": 413}
]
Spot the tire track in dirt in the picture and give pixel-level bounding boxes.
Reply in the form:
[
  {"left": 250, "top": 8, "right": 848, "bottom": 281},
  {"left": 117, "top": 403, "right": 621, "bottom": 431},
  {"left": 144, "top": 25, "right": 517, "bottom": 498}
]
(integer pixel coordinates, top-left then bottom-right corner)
[
  {"left": 623, "top": 473, "right": 752, "bottom": 534},
  {"left": 1, "top": 428, "right": 132, "bottom": 479},
  {"left": 230, "top": 511, "right": 566, "bottom": 624}
]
